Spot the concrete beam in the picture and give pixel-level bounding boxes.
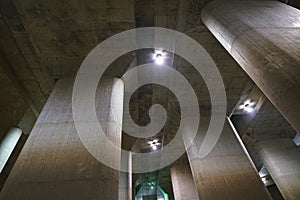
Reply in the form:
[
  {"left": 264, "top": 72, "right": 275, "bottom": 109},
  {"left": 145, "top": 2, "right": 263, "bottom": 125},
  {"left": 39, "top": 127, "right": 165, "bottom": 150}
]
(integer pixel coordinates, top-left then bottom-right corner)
[
  {"left": 0, "top": 51, "right": 39, "bottom": 117},
  {"left": 0, "top": 0, "right": 54, "bottom": 93}
]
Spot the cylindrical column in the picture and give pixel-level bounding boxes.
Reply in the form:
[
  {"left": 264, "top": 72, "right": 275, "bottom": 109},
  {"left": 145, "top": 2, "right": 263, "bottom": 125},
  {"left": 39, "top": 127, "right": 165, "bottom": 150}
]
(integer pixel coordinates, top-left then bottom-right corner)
[
  {"left": 0, "top": 78, "right": 124, "bottom": 200},
  {"left": 202, "top": 0, "right": 300, "bottom": 132},
  {"left": 255, "top": 139, "right": 300, "bottom": 199},
  {"left": 119, "top": 151, "right": 132, "bottom": 200},
  {"left": 187, "top": 118, "right": 271, "bottom": 199},
  {"left": 170, "top": 163, "right": 199, "bottom": 200}
]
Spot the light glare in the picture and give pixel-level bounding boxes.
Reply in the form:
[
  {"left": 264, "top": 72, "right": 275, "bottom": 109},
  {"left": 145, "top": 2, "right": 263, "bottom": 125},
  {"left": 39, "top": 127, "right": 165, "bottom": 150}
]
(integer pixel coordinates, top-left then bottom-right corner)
[
  {"left": 239, "top": 99, "right": 255, "bottom": 113},
  {"left": 153, "top": 50, "right": 166, "bottom": 65},
  {"left": 155, "top": 54, "right": 164, "bottom": 65},
  {"left": 148, "top": 139, "right": 161, "bottom": 151}
]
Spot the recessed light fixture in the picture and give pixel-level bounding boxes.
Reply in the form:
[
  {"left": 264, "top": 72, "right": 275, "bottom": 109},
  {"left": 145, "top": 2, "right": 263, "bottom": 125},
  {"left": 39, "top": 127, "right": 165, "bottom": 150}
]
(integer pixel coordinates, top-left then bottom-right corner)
[
  {"left": 239, "top": 100, "right": 255, "bottom": 113},
  {"left": 147, "top": 139, "right": 161, "bottom": 150},
  {"left": 153, "top": 50, "right": 166, "bottom": 65}
]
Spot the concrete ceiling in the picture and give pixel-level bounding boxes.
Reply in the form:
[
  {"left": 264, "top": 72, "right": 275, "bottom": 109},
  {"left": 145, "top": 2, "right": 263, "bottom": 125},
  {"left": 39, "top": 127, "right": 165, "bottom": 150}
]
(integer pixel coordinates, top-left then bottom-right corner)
[{"left": 0, "top": 0, "right": 298, "bottom": 198}]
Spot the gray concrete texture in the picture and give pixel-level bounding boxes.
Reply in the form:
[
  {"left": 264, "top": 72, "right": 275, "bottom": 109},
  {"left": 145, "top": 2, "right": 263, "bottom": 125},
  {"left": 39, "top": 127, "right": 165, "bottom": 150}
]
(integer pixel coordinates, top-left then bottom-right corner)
[
  {"left": 256, "top": 138, "right": 300, "bottom": 200},
  {"left": 0, "top": 78, "right": 124, "bottom": 200},
  {"left": 202, "top": 0, "right": 300, "bottom": 133},
  {"left": 170, "top": 164, "right": 199, "bottom": 200},
  {"left": 0, "top": 0, "right": 299, "bottom": 199},
  {"left": 187, "top": 118, "right": 271, "bottom": 199}
]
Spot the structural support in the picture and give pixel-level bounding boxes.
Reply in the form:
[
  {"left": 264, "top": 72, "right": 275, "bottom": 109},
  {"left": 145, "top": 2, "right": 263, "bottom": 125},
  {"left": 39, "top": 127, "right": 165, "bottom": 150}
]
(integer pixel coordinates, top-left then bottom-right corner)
[
  {"left": 186, "top": 118, "right": 271, "bottom": 199},
  {"left": 18, "top": 109, "right": 36, "bottom": 135},
  {"left": 0, "top": 78, "right": 124, "bottom": 199},
  {"left": 119, "top": 151, "right": 132, "bottom": 200},
  {"left": 202, "top": 0, "right": 300, "bottom": 133},
  {"left": 0, "top": 128, "right": 22, "bottom": 173},
  {"left": 170, "top": 163, "right": 199, "bottom": 200},
  {"left": 255, "top": 139, "right": 300, "bottom": 199},
  {"left": 0, "top": 51, "right": 39, "bottom": 117}
]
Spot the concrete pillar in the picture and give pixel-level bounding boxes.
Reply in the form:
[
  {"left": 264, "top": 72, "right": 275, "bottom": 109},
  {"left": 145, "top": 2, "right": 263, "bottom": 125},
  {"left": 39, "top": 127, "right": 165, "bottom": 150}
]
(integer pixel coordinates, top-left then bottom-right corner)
[
  {"left": 119, "top": 172, "right": 132, "bottom": 200},
  {"left": 119, "top": 151, "right": 132, "bottom": 200},
  {"left": 0, "top": 128, "right": 26, "bottom": 190},
  {"left": 201, "top": 0, "right": 300, "bottom": 132},
  {"left": 170, "top": 164, "right": 199, "bottom": 200},
  {"left": 0, "top": 128, "right": 22, "bottom": 173},
  {"left": 187, "top": 118, "right": 271, "bottom": 199},
  {"left": 0, "top": 78, "right": 124, "bottom": 200},
  {"left": 255, "top": 139, "right": 300, "bottom": 199}
]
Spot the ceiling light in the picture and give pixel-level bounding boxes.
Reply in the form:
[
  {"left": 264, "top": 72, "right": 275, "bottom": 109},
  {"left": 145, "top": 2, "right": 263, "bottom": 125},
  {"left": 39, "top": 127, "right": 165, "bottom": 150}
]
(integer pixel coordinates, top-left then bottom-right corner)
[
  {"left": 147, "top": 139, "right": 161, "bottom": 150},
  {"left": 239, "top": 100, "right": 255, "bottom": 113},
  {"left": 244, "top": 106, "right": 254, "bottom": 113},
  {"left": 155, "top": 54, "right": 164, "bottom": 65},
  {"left": 153, "top": 50, "right": 165, "bottom": 65}
]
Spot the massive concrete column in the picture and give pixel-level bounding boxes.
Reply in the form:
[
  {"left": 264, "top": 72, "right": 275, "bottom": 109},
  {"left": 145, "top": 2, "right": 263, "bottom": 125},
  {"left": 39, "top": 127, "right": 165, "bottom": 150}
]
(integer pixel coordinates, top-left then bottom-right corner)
[
  {"left": 0, "top": 78, "right": 124, "bottom": 199},
  {"left": 202, "top": 0, "right": 300, "bottom": 132},
  {"left": 170, "top": 163, "right": 199, "bottom": 200},
  {"left": 119, "top": 151, "right": 132, "bottom": 200},
  {"left": 119, "top": 171, "right": 132, "bottom": 200},
  {"left": 255, "top": 139, "right": 300, "bottom": 199},
  {"left": 187, "top": 118, "right": 271, "bottom": 199}
]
